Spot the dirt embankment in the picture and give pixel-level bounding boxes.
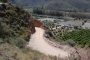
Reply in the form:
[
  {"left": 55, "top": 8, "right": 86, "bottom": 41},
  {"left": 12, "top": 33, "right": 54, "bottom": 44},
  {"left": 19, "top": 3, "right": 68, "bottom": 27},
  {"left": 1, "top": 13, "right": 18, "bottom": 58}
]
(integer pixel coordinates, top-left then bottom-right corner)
[
  {"left": 29, "top": 19, "right": 43, "bottom": 35},
  {"left": 33, "top": 19, "right": 43, "bottom": 28},
  {"left": 74, "top": 46, "right": 90, "bottom": 60}
]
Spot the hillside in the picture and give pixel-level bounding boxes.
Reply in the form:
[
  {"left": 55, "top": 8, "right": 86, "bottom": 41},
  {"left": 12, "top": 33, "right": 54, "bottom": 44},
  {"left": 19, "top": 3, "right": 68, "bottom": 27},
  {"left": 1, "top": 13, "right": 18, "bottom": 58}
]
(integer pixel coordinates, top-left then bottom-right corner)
[
  {"left": 0, "top": 2, "right": 69, "bottom": 60},
  {"left": 10, "top": 0, "right": 90, "bottom": 12}
]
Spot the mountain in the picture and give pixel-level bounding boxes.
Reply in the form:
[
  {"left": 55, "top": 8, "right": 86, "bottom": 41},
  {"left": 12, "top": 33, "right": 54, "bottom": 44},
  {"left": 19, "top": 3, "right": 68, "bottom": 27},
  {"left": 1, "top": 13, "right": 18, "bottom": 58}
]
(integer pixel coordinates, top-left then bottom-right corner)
[
  {"left": 10, "top": 0, "right": 90, "bottom": 12},
  {"left": 9, "top": 0, "right": 51, "bottom": 7}
]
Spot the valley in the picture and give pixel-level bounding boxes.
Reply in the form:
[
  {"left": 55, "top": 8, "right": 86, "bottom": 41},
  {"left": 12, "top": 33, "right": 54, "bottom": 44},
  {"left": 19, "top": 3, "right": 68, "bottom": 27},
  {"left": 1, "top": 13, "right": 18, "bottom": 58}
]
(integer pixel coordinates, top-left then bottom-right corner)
[{"left": 0, "top": 0, "right": 90, "bottom": 60}]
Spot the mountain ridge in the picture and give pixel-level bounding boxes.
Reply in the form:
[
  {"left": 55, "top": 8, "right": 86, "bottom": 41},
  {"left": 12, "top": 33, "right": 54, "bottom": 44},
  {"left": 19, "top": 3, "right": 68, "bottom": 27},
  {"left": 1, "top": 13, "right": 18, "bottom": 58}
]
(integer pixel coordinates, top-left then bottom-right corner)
[{"left": 10, "top": 0, "right": 90, "bottom": 12}]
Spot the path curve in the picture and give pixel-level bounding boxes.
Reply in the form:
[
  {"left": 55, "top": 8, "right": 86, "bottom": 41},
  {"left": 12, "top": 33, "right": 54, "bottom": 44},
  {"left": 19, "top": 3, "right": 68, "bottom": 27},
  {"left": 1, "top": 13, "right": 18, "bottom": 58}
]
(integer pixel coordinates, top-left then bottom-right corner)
[{"left": 28, "top": 27, "right": 69, "bottom": 58}]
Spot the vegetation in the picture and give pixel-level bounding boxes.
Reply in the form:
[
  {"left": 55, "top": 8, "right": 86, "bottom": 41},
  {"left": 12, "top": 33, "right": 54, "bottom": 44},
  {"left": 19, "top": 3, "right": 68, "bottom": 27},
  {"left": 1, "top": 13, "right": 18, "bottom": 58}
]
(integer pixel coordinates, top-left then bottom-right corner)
[
  {"left": 0, "top": 3, "right": 30, "bottom": 41},
  {"left": 61, "top": 29, "right": 90, "bottom": 47},
  {"left": 10, "top": 0, "right": 90, "bottom": 12},
  {"left": 69, "top": 12, "right": 90, "bottom": 19},
  {"left": 0, "top": 2, "right": 78, "bottom": 60},
  {"left": 0, "top": 43, "right": 69, "bottom": 60},
  {"left": 33, "top": 8, "right": 90, "bottom": 19},
  {"left": 33, "top": 8, "right": 64, "bottom": 16},
  {"left": 0, "top": 1, "right": 88, "bottom": 60}
]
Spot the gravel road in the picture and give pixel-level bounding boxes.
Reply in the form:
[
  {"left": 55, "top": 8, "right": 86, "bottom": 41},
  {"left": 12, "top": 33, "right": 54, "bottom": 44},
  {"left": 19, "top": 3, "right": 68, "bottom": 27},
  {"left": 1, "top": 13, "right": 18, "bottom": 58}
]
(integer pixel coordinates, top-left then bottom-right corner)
[{"left": 28, "top": 27, "right": 69, "bottom": 58}]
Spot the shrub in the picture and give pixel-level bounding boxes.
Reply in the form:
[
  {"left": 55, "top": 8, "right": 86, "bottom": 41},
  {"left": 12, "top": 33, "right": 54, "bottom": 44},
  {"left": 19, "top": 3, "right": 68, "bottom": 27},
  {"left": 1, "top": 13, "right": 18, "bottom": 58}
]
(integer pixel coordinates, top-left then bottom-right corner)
[
  {"left": 24, "top": 35, "right": 30, "bottom": 42},
  {"left": 0, "top": 11, "right": 6, "bottom": 17},
  {"left": 64, "top": 39, "right": 76, "bottom": 47},
  {"left": 0, "top": 38, "right": 3, "bottom": 44},
  {"left": 15, "top": 38, "right": 26, "bottom": 48},
  {"left": 0, "top": 20, "right": 12, "bottom": 38},
  {"left": 6, "top": 10, "right": 16, "bottom": 15},
  {"left": 0, "top": 56, "right": 4, "bottom": 60},
  {"left": 62, "top": 29, "right": 90, "bottom": 47}
]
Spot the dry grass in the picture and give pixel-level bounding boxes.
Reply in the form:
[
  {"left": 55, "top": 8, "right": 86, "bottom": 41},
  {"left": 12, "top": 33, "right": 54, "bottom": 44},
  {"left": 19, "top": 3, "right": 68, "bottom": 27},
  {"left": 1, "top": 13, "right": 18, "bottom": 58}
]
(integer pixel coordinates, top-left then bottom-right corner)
[{"left": 0, "top": 43, "right": 78, "bottom": 60}]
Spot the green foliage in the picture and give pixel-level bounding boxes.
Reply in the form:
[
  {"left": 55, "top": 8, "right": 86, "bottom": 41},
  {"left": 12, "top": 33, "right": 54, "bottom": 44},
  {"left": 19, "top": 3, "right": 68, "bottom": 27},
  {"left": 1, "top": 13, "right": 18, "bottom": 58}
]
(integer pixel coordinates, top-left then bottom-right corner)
[
  {"left": 62, "top": 29, "right": 90, "bottom": 47},
  {"left": 0, "top": 3, "right": 30, "bottom": 32},
  {"left": 33, "top": 8, "right": 90, "bottom": 19},
  {"left": 0, "top": 19, "right": 13, "bottom": 38},
  {"left": 33, "top": 8, "right": 64, "bottom": 16},
  {"left": 0, "top": 43, "right": 26, "bottom": 60},
  {"left": 69, "top": 12, "right": 90, "bottom": 19},
  {"left": 6, "top": 10, "right": 16, "bottom": 15},
  {"left": 0, "top": 11, "right": 6, "bottom": 17},
  {"left": 0, "top": 56, "right": 4, "bottom": 60},
  {"left": 64, "top": 39, "right": 76, "bottom": 47},
  {"left": 0, "top": 38, "right": 3, "bottom": 44},
  {"left": 15, "top": 38, "right": 26, "bottom": 48},
  {"left": 0, "top": 2, "right": 30, "bottom": 46}
]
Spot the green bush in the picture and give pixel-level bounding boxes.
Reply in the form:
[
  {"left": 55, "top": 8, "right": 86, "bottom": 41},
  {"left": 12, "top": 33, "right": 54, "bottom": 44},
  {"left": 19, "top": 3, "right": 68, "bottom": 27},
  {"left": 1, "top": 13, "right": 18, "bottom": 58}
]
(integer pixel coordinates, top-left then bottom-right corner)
[
  {"left": 0, "top": 56, "right": 4, "bottom": 60},
  {"left": 33, "top": 8, "right": 64, "bottom": 16},
  {"left": 62, "top": 29, "right": 90, "bottom": 47},
  {"left": 0, "top": 38, "right": 3, "bottom": 44},
  {"left": 6, "top": 10, "right": 16, "bottom": 15},
  {"left": 15, "top": 38, "right": 26, "bottom": 48},
  {"left": 8, "top": 37, "right": 26, "bottom": 49},
  {"left": 0, "top": 11, "right": 6, "bottom": 17},
  {"left": 64, "top": 39, "right": 76, "bottom": 47},
  {"left": 0, "top": 20, "right": 12, "bottom": 38}
]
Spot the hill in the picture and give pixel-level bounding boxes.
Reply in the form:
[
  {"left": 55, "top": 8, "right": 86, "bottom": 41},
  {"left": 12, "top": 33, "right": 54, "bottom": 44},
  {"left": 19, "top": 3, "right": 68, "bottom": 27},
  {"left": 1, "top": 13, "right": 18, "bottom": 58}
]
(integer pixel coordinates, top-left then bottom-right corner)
[
  {"left": 10, "top": 0, "right": 90, "bottom": 12},
  {"left": 0, "top": 2, "right": 66, "bottom": 60}
]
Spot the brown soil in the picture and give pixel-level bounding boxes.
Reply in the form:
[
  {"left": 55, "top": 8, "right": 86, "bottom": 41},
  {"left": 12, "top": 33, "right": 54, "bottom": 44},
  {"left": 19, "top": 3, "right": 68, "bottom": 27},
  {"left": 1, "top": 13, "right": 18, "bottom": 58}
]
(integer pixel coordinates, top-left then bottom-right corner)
[
  {"left": 28, "top": 19, "right": 43, "bottom": 35},
  {"left": 74, "top": 46, "right": 90, "bottom": 60},
  {"left": 33, "top": 19, "right": 43, "bottom": 28}
]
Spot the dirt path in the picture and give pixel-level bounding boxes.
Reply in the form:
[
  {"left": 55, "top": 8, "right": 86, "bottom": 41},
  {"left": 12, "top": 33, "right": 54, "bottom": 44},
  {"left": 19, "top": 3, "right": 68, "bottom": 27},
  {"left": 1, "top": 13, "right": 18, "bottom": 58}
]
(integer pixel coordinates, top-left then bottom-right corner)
[{"left": 28, "top": 27, "right": 69, "bottom": 58}]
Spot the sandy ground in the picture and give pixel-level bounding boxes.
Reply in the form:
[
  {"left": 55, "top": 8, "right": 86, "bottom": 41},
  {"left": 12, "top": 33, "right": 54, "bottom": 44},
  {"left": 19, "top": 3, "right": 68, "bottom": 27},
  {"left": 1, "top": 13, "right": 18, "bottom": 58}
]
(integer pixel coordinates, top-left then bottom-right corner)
[{"left": 28, "top": 27, "right": 69, "bottom": 58}]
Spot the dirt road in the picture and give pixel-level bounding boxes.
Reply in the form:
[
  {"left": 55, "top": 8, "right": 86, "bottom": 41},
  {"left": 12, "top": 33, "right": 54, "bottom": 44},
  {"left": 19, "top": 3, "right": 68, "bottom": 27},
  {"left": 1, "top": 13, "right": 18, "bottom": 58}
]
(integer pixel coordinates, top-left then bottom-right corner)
[{"left": 28, "top": 27, "right": 69, "bottom": 58}]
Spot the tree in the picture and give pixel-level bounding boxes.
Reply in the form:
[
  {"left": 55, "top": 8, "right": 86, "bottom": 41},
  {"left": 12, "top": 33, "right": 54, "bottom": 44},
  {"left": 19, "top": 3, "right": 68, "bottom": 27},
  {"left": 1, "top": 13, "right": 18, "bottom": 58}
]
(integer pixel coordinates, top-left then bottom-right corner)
[{"left": 0, "top": 0, "right": 8, "bottom": 3}]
